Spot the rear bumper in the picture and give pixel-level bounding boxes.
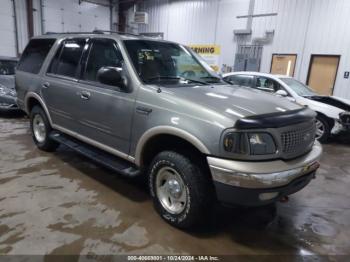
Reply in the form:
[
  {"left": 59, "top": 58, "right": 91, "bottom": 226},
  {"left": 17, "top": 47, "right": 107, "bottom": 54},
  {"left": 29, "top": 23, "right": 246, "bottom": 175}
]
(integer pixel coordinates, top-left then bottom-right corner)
[{"left": 208, "top": 141, "right": 322, "bottom": 206}]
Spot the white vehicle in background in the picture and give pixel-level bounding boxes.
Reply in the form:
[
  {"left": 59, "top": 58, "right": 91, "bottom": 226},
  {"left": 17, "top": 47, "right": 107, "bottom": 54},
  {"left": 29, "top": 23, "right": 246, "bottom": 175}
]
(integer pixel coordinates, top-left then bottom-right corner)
[{"left": 223, "top": 72, "right": 350, "bottom": 142}]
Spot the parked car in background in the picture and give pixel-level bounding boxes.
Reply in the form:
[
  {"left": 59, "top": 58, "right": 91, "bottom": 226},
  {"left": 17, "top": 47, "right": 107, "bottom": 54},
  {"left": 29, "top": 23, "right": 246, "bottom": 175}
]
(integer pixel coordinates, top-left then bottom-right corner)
[
  {"left": 0, "top": 56, "right": 19, "bottom": 112},
  {"left": 16, "top": 33, "right": 322, "bottom": 228},
  {"left": 223, "top": 72, "right": 350, "bottom": 142}
]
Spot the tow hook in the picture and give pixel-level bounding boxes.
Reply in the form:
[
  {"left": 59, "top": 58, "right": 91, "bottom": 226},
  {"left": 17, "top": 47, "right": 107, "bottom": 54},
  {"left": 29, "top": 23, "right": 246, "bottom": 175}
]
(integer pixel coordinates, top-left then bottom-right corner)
[{"left": 279, "top": 196, "right": 289, "bottom": 203}]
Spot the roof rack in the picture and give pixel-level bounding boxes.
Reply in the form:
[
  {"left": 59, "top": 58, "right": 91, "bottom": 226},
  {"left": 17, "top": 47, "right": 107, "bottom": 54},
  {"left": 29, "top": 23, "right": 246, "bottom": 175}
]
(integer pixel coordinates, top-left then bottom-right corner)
[
  {"left": 45, "top": 31, "right": 104, "bottom": 35},
  {"left": 44, "top": 30, "right": 141, "bottom": 37}
]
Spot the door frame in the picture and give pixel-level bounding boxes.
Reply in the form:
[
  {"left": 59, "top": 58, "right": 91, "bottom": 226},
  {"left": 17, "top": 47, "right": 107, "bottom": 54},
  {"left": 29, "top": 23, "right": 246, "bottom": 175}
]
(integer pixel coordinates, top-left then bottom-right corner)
[
  {"left": 306, "top": 54, "right": 341, "bottom": 95},
  {"left": 270, "top": 53, "right": 298, "bottom": 77}
]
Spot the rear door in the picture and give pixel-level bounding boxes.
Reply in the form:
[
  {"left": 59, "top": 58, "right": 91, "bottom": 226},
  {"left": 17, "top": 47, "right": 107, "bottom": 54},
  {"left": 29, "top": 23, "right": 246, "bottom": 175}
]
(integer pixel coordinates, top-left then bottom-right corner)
[
  {"left": 42, "top": 38, "right": 88, "bottom": 132},
  {"left": 75, "top": 38, "right": 135, "bottom": 155}
]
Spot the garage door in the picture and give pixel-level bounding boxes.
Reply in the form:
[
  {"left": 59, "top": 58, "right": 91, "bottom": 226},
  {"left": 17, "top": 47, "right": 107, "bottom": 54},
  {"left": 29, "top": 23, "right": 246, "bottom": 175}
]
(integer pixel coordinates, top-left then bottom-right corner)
[
  {"left": 307, "top": 55, "right": 340, "bottom": 96},
  {"left": 42, "top": 0, "right": 110, "bottom": 33},
  {"left": 0, "top": 0, "right": 16, "bottom": 57}
]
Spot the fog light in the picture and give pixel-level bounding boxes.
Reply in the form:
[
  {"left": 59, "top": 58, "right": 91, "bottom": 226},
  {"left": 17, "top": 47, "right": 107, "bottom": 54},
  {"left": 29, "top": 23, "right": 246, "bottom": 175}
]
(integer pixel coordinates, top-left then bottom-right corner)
[{"left": 259, "top": 192, "right": 279, "bottom": 201}]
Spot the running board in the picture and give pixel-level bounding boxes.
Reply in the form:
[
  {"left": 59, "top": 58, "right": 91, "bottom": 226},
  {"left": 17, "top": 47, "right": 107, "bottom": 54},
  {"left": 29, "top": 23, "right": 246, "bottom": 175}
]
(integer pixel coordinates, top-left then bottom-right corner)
[{"left": 49, "top": 131, "right": 140, "bottom": 177}]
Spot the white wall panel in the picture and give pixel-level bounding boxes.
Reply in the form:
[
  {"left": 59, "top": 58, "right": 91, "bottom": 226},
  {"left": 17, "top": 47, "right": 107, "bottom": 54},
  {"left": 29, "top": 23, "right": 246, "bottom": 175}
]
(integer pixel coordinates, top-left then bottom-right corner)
[
  {"left": 139, "top": 0, "right": 219, "bottom": 45},
  {"left": 14, "top": 0, "right": 29, "bottom": 54},
  {"left": 42, "top": 0, "right": 110, "bottom": 33},
  {"left": 0, "top": 0, "right": 16, "bottom": 56}
]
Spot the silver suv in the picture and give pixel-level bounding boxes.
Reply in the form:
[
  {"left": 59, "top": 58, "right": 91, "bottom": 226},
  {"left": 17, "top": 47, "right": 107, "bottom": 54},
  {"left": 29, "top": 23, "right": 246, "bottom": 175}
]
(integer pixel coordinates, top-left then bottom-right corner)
[{"left": 15, "top": 32, "right": 322, "bottom": 228}]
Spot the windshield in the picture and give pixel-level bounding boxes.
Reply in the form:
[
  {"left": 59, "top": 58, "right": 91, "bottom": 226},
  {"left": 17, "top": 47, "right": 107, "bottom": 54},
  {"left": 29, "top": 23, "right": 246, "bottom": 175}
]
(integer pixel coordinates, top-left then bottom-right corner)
[
  {"left": 123, "top": 40, "right": 222, "bottom": 85},
  {"left": 0, "top": 60, "right": 17, "bottom": 75},
  {"left": 280, "top": 78, "right": 316, "bottom": 96}
]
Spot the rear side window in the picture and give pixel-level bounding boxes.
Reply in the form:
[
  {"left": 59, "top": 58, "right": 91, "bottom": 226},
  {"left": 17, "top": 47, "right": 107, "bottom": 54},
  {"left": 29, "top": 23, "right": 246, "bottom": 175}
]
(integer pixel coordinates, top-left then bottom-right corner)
[
  {"left": 48, "top": 39, "right": 86, "bottom": 78},
  {"left": 17, "top": 39, "right": 56, "bottom": 74},
  {"left": 225, "top": 75, "right": 254, "bottom": 87}
]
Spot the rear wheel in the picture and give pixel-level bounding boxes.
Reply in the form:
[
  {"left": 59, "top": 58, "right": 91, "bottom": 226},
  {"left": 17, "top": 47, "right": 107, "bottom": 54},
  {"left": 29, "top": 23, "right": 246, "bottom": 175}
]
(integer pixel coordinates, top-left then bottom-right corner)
[
  {"left": 315, "top": 115, "right": 331, "bottom": 143},
  {"left": 30, "top": 106, "right": 59, "bottom": 151},
  {"left": 148, "top": 151, "right": 214, "bottom": 229}
]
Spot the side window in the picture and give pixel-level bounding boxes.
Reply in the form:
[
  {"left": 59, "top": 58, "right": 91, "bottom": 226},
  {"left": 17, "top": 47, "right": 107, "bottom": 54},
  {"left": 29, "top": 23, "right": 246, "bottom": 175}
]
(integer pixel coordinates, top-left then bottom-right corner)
[
  {"left": 83, "top": 39, "right": 123, "bottom": 82},
  {"left": 225, "top": 75, "right": 254, "bottom": 87},
  {"left": 255, "top": 77, "right": 281, "bottom": 93},
  {"left": 17, "top": 39, "right": 56, "bottom": 74},
  {"left": 48, "top": 39, "right": 86, "bottom": 78}
]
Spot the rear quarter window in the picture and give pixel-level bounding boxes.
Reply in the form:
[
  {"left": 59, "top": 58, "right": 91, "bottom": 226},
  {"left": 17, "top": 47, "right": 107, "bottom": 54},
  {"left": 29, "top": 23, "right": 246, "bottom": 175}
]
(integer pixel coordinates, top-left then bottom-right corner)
[{"left": 17, "top": 38, "right": 56, "bottom": 74}]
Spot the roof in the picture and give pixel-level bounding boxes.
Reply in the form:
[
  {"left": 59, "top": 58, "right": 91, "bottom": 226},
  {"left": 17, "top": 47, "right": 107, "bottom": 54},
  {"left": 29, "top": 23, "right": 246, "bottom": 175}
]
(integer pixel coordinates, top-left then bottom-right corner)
[{"left": 222, "top": 71, "right": 293, "bottom": 79}]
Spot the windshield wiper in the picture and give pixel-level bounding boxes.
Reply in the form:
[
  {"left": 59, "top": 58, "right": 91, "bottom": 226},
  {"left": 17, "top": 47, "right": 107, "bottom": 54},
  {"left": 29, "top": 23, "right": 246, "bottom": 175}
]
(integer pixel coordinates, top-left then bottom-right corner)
[
  {"left": 146, "top": 76, "right": 208, "bottom": 85},
  {"left": 200, "top": 76, "right": 222, "bottom": 83}
]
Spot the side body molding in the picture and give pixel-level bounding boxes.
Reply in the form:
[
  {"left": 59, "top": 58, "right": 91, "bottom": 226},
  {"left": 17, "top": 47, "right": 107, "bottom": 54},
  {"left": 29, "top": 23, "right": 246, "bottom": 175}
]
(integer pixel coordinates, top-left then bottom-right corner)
[
  {"left": 135, "top": 126, "right": 211, "bottom": 166},
  {"left": 24, "top": 92, "right": 53, "bottom": 125}
]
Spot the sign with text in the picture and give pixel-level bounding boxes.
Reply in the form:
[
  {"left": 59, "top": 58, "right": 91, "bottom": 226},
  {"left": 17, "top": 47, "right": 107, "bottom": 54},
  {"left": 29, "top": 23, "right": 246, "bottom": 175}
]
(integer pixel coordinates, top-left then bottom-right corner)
[{"left": 189, "top": 44, "right": 221, "bottom": 72}]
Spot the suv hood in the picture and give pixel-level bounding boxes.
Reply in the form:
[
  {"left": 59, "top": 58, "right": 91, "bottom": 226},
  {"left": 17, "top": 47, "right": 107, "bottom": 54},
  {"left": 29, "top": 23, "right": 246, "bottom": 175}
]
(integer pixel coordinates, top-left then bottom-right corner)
[{"left": 168, "top": 84, "right": 302, "bottom": 119}]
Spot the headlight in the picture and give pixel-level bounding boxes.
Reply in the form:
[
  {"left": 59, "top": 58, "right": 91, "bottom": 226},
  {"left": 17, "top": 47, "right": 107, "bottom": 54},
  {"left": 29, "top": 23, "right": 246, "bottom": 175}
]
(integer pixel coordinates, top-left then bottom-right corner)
[
  {"left": 248, "top": 133, "right": 276, "bottom": 155},
  {"left": 223, "top": 132, "right": 276, "bottom": 155},
  {"left": 223, "top": 132, "right": 248, "bottom": 154}
]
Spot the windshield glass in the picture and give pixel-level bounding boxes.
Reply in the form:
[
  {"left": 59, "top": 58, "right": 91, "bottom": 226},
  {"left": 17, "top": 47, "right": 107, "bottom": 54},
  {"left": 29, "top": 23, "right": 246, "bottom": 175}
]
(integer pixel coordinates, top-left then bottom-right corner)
[
  {"left": 280, "top": 78, "right": 316, "bottom": 96},
  {"left": 123, "top": 40, "right": 221, "bottom": 85},
  {"left": 0, "top": 60, "right": 17, "bottom": 75}
]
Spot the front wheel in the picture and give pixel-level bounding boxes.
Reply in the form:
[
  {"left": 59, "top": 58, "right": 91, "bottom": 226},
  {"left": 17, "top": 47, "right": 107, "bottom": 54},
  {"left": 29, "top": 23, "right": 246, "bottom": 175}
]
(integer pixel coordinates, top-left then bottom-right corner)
[
  {"left": 315, "top": 115, "right": 331, "bottom": 143},
  {"left": 30, "top": 106, "right": 59, "bottom": 151},
  {"left": 148, "top": 151, "right": 213, "bottom": 229}
]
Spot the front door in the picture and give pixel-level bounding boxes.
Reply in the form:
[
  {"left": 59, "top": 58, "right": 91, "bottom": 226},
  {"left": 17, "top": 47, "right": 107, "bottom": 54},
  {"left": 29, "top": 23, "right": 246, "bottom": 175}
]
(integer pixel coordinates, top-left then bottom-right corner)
[
  {"left": 42, "top": 38, "right": 87, "bottom": 132},
  {"left": 75, "top": 38, "right": 135, "bottom": 155},
  {"left": 307, "top": 55, "right": 340, "bottom": 95}
]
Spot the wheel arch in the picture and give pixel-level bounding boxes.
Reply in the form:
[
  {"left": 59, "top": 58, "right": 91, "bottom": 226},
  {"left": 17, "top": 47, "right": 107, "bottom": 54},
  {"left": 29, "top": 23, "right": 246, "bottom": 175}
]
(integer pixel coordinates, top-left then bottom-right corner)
[
  {"left": 135, "top": 126, "right": 210, "bottom": 168},
  {"left": 316, "top": 111, "right": 335, "bottom": 129},
  {"left": 25, "top": 92, "right": 53, "bottom": 125}
]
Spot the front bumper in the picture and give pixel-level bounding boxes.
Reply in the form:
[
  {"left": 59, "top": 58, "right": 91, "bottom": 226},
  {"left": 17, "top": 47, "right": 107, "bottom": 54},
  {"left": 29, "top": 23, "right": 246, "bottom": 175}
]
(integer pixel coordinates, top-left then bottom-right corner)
[
  {"left": 208, "top": 141, "right": 322, "bottom": 206},
  {"left": 0, "top": 95, "right": 19, "bottom": 111},
  {"left": 339, "top": 112, "right": 350, "bottom": 130}
]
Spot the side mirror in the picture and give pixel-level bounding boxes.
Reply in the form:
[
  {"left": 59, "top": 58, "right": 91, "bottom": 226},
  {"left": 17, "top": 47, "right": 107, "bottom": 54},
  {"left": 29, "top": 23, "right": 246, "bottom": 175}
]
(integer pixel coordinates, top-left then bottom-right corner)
[
  {"left": 275, "top": 89, "right": 288, "bottom": 97},
  {"left": 97, "top": 67, "right": 123, "bottom": 87}
]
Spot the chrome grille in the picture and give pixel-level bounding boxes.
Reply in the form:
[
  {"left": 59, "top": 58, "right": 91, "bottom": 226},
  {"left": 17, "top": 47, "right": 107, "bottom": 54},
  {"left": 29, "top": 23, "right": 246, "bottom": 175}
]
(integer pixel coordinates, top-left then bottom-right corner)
[{"left": 281, "top": 122, "right": 316, "bottom": 156}]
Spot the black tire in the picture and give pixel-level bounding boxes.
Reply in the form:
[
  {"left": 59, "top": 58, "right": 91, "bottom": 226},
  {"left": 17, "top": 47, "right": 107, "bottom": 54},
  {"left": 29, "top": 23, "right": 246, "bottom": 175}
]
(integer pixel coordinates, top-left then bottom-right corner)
[
  {"left": 148, "top": 151, "right": 214, "bottom": 229},
  {"left": 316, "top": 115, "right": 331, "bottom": 143},
  {"left": 30, "top": 106, "right": 59, "bottom": 152}
]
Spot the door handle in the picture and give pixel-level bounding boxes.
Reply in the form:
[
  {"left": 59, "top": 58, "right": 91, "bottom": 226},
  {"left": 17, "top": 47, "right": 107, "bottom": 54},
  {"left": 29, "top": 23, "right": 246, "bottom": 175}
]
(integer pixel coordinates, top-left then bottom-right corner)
[
  {"left": 80, "top": 91, "right": 91, "bottom": 100},
  {"left": 42, "top": 82, "right": 50, "bottom": 89}
]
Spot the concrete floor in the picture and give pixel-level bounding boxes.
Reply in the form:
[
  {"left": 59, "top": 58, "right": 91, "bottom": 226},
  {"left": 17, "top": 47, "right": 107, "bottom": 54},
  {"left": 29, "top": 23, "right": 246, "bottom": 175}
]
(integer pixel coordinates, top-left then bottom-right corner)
[{"left": 0, "top": 115, "right": 350, "bottom": 256}]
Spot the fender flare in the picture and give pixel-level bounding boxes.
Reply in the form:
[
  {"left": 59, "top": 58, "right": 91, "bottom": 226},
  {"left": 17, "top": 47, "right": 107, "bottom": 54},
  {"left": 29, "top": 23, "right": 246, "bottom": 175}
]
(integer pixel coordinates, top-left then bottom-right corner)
[
  {"left": 134, "top": 126, "right": 210, "bottom": 166},
  {"left": 24, "top": 92, "right": 53, "bottom": 125}
]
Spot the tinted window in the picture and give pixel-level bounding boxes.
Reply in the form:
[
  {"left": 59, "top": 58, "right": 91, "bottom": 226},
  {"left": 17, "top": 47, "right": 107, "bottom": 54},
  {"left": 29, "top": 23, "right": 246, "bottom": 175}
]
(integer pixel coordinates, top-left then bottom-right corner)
[
  {"left": 255, "top": 77, "right": 281, "bottom": 93},
  {"left": 83, "top": 39, "right": 123, "bottom": 82},
  {"left": 225, "top": 75, "right": 254, "bottom": 87},
  {"left": 17, "top": 39, "right": 56, "bottom": 74},
  {"left": 48, "top": 39, "right": 86, "bottom": 78}
]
